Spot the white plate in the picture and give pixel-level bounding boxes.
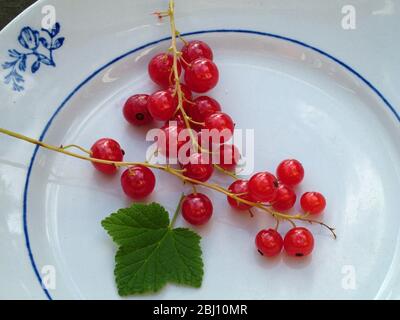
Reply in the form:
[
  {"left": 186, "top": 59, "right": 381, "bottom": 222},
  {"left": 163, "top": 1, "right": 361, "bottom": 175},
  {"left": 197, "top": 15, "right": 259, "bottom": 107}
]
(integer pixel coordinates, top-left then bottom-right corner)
[{"left": 1, "top": 0, "right": 400, "bottom": 300}]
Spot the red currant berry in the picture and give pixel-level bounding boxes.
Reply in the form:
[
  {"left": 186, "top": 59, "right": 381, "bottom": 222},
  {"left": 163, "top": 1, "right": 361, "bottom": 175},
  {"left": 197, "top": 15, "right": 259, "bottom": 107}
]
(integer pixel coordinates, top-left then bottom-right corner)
[
  {"left": 248, "top": 172, "right": 279, "bottom": 203},
  {"left": 276, "top": 159, "right": 305, "bottom": 186},
  {"left": 182, "top": 153, "right": 213, "bottom": 182},
  {"left": 216, "top": 144, "right": 240, "bottom": 171},
  {"left": 157, "top": 124, "right": 189, "bottom": 158},
  {"left": 182, "top": 193, "right": 213, "bottom": 225},
  {"left": 195, "top": 130, "right": 227, "bottom": 155},
  {"left": 165, "top": 113, "right": 185, "bottom": 128},
  {"left": 121, "top": 165, "right": 156, "bottom": 199},
  {"left": 184, "top": 58, "right": 219, "bottom": 93},
  {"left": 188, "top": 96, "right": 221, "bottom": 130},
  {"left": 272, "top": 185, "right": 297, "bottom": 211},
  {"left": 255, "top": 229, "right": 283, "bottom": 257},
  {"left": 123, "top": 94, "right": 153, "bottom": 126},
  {"left": 300, "top": 192, "right": 326, "bottom": 215},
  {"left": 284, "top": 227, "right": 314, "bottom": 257},
  {"left": 181, "top": 40, "right": 213, "bottom": 68},
  {"left": 147, "top": 90, "right": 177, "bottom": 121},
  {"left": 204, "top": 112, "right": 234, "bottom": 144},
  {"left": 181, "top": 83, "right": 193, "bottom": 99},
  {"left": 227, "top": 179, "right": 254, "bottom": 211},
  {"left": 90, "top": 138, "right": 124, "bottom": 175},
  {"left": 148, "top": 53, "right": 181, "bottom": 87}
]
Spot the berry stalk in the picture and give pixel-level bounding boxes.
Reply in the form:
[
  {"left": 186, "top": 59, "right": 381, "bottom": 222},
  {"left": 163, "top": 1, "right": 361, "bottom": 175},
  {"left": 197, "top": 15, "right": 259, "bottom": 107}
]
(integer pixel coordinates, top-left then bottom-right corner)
[
  {"left": 166, "top": 1, "right": 234, "bottom": 174},
  {"left": 166, "top": 0, "right": 216, "bottom": 155},
  {"left": 167, "top": 0, "right": 199, "bottom": 151}
]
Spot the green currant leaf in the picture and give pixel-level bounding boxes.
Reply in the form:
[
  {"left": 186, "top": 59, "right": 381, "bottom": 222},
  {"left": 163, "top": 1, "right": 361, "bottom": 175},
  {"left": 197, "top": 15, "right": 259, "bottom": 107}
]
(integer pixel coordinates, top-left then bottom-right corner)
[{"left": 101, "top": 203, "right": 204, "bottom": 296}]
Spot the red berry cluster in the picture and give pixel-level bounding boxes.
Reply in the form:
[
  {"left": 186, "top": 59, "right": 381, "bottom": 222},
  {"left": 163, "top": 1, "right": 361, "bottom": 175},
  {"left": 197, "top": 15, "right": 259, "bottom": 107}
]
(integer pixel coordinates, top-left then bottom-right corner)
[
  {"left": 89, "top": 40, "right": 235, "bottom": 203},
  {"left": 247, "top": 159, "right": 327, "bottom": 258},
  {"left": 146, "top": 40, "right": 237, "bottom": 225},
  {"left": 125, "top": 42, "right": 235, "bottom": 159},
  {"left": 128, "top": 43, "right": 235, "bottom": 199},
  {"left": 87, "top": 38, "right": 329, "bottom": 258}
]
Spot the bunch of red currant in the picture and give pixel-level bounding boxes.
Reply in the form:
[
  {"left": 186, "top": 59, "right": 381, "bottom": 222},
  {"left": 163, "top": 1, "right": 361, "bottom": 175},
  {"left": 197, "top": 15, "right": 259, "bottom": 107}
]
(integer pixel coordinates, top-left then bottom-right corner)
[
  {"left": 246, "top": 159, "right": 327, "bottom": 258},
  {"left": 90, "top": 39, "right": 236, "bottom": 213},
  {"left": 88, "top": 37, "right": 329, "bottom": 258}
]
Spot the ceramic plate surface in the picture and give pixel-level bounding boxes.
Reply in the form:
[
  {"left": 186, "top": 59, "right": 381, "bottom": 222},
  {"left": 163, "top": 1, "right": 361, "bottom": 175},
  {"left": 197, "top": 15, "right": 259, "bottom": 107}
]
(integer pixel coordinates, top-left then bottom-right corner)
[{"left": 1, "top": 0, "right": 400, "bottom": 300}]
